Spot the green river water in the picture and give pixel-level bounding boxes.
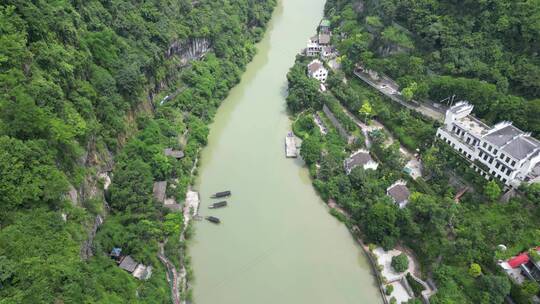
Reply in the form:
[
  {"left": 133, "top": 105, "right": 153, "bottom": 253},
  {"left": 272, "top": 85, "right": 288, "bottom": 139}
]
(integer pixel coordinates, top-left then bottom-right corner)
[{"left": 190, "top": 0, "right": 382, "bottom": 303}]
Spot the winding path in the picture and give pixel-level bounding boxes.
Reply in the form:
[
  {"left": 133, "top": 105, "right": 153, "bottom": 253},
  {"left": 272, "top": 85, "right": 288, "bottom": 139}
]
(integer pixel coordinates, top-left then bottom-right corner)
[{"left": 158, "top": 243, "right": 181, "bottom": 304}]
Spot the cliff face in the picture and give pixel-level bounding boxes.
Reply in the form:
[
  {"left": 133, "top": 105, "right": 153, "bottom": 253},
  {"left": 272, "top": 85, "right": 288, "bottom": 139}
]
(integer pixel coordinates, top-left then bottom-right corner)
[{"left": 166, "top": 38, "right": 211, "bottom": 63}]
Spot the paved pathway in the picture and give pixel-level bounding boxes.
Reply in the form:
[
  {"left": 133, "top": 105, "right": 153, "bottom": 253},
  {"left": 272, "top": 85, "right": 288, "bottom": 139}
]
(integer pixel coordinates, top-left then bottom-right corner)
[
  {"left": 353, "top": 68, "right": 444, "bottom": 122},
  {"left": 158, "top": 243, "right": 182, "bottom": 304}
]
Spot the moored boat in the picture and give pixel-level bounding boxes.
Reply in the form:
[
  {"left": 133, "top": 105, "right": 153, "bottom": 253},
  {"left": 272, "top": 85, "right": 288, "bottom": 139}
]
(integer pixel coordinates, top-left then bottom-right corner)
[
  {"left": 209, "top": 201, "right": 227, "bottom": 209},
  {"left": 211, "top": 190, "right": 231, "bottom": 198},
  {"left": 206, "top": 216, "right": 221, "bottom": 224}
]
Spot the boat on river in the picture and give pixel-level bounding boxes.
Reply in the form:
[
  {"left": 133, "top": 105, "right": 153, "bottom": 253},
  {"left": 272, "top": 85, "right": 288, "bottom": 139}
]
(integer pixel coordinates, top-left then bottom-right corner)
[
  {"left": 209, "top": 201, "right": 227, "bottom": 209},
  {"left": 205, "top": 216, "right": 221, "bottom": 224},
  {"left": 211, "top": 190, "right": 231, "bottom": 198}
]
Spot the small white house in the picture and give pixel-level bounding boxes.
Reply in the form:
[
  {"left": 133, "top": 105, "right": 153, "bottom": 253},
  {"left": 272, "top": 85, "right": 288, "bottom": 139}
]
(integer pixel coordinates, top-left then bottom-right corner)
[
  {"left": 307, "top": 59, "right": 328, "bottom": 83},
  {"left": 344, "top": 149, "right": 379, "bottom": 174},
  {"left": 386, "top": 180, "right": 410, "bottom": 209}
]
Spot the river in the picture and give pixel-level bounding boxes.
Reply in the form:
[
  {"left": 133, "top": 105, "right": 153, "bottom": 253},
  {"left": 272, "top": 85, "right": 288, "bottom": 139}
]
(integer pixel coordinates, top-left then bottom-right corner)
[{"left": 189, "top": 0, "right": 382, "bottom": 303}]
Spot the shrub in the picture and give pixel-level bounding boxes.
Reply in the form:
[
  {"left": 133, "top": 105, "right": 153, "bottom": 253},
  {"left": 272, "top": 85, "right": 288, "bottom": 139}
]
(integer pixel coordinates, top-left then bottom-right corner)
[
  {"left": 391, "top": 253, "right": 409, "bottom": 273},
  {"left": 385, "top": 284, "right": 394, "bottom": 295}
]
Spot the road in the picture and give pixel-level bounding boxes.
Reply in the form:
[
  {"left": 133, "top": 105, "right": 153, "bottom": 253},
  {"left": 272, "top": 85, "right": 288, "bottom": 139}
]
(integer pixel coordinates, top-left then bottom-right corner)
[{"left": 353, "top": 69, "right": 444, "bottom": 122}]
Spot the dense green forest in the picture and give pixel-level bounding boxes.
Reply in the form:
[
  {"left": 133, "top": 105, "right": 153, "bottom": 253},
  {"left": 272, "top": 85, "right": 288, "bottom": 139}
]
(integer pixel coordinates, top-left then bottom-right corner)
[
  {"left": 0, "top": 0, "right": 275, "bottom": 302},
  {"left": 286, "top": 0, "right": 540, "bottom": 302},
  {"left": 325, "top": 0, "right": 540, "bottom": 136}
]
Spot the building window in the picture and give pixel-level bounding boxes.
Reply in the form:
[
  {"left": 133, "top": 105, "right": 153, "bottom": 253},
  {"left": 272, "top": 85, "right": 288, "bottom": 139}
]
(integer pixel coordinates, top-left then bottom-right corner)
[
  {"left": 483, "top": 142, "right": 487, "bottom": 148},
  {"left": 495, "top": 163, "right": 500, "bottom": 169},
  {"left": 505, "top": 156, "right": 510, "bottom": 163},
  {"left": 488, "top": 145, "right": 492, "bottom": 152},
  {"left": 494, "top": 149, "right": 498, "bottom": 154},
  {"left": 502, "top": 178, "right": 506, "bottom": 184},
  {"left": 511, "top": 160, "right": 516, "bottom": 166}
]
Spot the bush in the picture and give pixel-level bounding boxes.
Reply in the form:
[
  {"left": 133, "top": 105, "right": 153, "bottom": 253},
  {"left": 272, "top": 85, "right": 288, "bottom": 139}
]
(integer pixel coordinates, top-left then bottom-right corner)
[
  {"left": 385, "top": 284, "right": 394, "bottom": 295},
  {"left": 391, "top": 253, "right": 409, "bottom": 273}
]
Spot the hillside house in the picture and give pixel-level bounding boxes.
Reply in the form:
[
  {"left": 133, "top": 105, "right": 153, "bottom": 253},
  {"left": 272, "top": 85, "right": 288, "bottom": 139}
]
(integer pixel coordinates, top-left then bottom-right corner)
[
  {"left": 386, "top": 180, "right": 410, "bottom": 208},
  {"left": 306, "top": 40, "right": 322, "bottom": 57},
  {"left": 153, "top": 181, "right": 167, "bottom": 203},
  {"left": 319, "top": 18, "right": 331, "bottom": 34},
  {"left": 344, "top": 149, "right": 379, "bottom": 174},
  {"left": 499, "top": 247, "right": 540, "bottom": 285},
  {"left": 163, "top": 148, "right": 184, "bottom": 159},
  {"left": 307, "top": 59, "right": 328, "bottom": 83},
  {"left": 119, "top": 256, "right": 138, "bottom": 273},
  {"left": 436, "top": 101, "right": 540, "bottom": 188},
  {"left": 318, "top": 33, "right": 331, "bottom": 46}
]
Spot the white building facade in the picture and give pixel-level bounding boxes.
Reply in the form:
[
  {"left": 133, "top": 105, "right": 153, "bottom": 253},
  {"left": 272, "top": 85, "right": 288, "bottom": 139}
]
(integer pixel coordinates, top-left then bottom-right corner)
[
  {"left": 436, "top": 101, "right": 540, "bottom": 188},
  {"left": 307, "top": 59, "right": 328, "bottom": 83}
]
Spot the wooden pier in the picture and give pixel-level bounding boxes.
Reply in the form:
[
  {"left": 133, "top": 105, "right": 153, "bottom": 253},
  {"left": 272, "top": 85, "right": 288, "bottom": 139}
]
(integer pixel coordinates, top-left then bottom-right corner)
[{"left": 285, "top": 132, "right": 298, "bottom": 158}]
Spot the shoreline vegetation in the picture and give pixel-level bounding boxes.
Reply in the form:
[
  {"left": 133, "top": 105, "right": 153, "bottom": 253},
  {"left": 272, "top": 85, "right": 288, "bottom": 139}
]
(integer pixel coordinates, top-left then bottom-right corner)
[
  {"left": 0, "top": 0, "right": 276, "bottom": 302},
  {"left": 287, "top": 0, "right": 540, "bottom": 302}
]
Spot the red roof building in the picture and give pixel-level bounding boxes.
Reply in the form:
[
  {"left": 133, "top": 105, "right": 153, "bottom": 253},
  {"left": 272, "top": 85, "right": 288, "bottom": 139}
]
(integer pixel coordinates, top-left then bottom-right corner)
[{"left": 508, "top": 253, "right": 530, "bottom": 268}]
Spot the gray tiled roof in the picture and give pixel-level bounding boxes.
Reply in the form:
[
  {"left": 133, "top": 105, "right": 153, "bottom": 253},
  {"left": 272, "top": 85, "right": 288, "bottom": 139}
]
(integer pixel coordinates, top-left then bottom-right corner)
[
  {"left": 318, "top": 33, "right": 331, "bottom": 45},
  {"left": 153, "top": 181, "right": 167, "bottom": 203},
  {"left": 119, "top": 256, "right": 138, "bottom": 273},
  {"left": 164, "top": 148, "right": 184, "bottom": 159},
  {"left": 484, "top": 125, "right": 522, "bottom": 147},
  {"left": 308, "top": 61, "right": 323, "bottom": 73},
  {"left": 387, "top": 184, "right": 410, "bottom": 204},
  {"left": 345, "top": 151, "right": 373, "bottom": 169},
  {"left": 502, "top": 136, "right": 540, "bottom": 160}
]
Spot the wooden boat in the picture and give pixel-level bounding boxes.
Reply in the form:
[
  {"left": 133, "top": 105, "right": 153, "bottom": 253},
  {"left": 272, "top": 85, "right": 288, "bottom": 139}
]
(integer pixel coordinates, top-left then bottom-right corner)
[
  {"left": 211, "top": 190, "right": 231, "bottom": 198},
  {"left": 206, "top": 216, "right": 221, "bottom": 224},
  {"left": 209, "top": 201, "right": 227, "bottom": 209}
]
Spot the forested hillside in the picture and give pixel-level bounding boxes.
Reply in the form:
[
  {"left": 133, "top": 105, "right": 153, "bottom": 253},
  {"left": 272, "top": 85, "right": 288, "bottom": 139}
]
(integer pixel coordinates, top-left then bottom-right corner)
[
  {"left": 0, "top": 0, "right": 275, "bottom": 302},
  {"left": 326, "top": 0, "right": 540, "bottom": 136}
]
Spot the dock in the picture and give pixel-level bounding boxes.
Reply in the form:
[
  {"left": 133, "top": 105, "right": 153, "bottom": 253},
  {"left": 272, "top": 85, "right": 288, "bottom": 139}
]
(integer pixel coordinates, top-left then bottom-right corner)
[
  {"left": 285, "top": 132, "right": 298, "bottom": 158},
  {"left": 183, "top": 190, "right": 200, "bottom": 228}
]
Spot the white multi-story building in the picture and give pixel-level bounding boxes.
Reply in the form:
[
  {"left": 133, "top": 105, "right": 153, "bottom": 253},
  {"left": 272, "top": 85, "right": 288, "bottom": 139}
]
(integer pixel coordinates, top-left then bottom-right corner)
[
  {"left": 307, "top": 59, "right": 328, "bottom": 83},
  {"left": 436, "top": 101, "right": 540, "bottom": 188},
  {"left": 305, "top": 39, "right": 322, "bottom": 57}
]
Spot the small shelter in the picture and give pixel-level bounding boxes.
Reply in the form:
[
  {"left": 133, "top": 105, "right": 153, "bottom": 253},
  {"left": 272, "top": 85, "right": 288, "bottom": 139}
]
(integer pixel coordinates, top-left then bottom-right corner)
[
  {"left": 110, "top": 247, "right": 122, "bottom": 261},
  {"left": 163, "top": 148, "right": 185, "bottom": 159},
  {"left": 133, "top": 264, "right": 153, "bottom": 280},
  {"left": 153, "top": 181, "right": 167, "bottom": 203},
  {"left": 119, "top": 256, "right": 138, "bottom": 273}
]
